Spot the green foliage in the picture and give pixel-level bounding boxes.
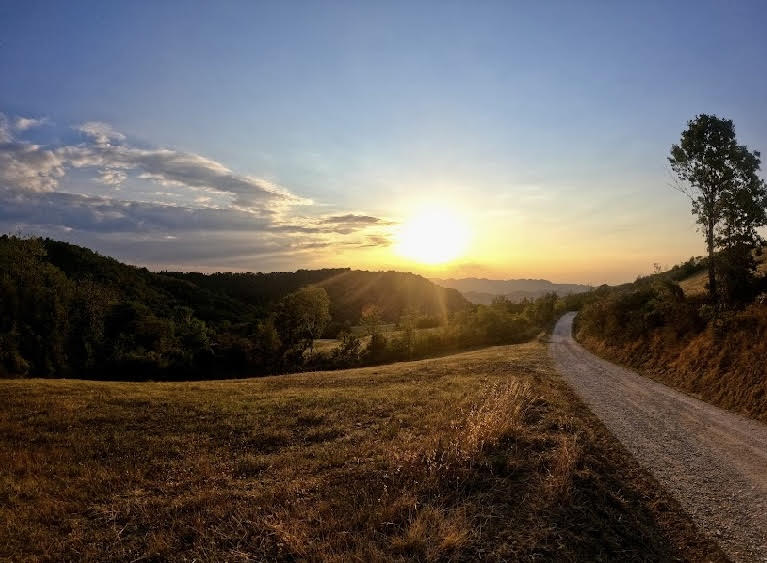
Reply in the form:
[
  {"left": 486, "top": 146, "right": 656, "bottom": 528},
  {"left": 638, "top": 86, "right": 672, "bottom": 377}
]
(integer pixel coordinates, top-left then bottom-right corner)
[
  {"left": 666, "top": 256, "right": 707, "bottom": 282},
  {"left": 167, "top": 268, "right": 469, "bottom": 326},
  {"left": 313, "top": 293, "right": 568, "bottom": 369},
  {"left": 0, "top": 237, "right": 72, "bottom": 377},
  {"left": 0, "top": 235, "right": 571, "bottom": 380},
  {"left": 360, "top": 303, "right": 383, "bottom": 336},
  {"left": 274, "top": 286, "right": 332, "bottom": 360},
  {"left": 0, "top": 236, "right": 291, "bottom": 379},
  {"left": 331, "top": 330, "right": 362, "bottom": 366},
  {"left": 669, "top": 114, "right": 767, "bottom": 305},
  {"left": 576, "top": 277, "right": 704, "bottom": 348}
]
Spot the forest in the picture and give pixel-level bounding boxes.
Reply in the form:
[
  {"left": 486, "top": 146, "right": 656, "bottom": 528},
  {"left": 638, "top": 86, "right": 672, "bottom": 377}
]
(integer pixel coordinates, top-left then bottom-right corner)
[{"left": 0, "top": 235, "right": 566, "bottom": 380}]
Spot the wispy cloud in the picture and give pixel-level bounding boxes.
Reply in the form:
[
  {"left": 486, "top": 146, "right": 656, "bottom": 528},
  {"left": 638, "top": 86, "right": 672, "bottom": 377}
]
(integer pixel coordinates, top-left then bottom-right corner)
[
  {"left": 321, "top": 213, "right": 392, "bottom": 225},
  {"left": 76, "top": 121, "right": 125, "bottom": 144},
  {"left": 0, "top": 111, "right": 395, "bottom": 270},
  {"left": 14, "top": 116, "right": 50, "bottom": 131}
]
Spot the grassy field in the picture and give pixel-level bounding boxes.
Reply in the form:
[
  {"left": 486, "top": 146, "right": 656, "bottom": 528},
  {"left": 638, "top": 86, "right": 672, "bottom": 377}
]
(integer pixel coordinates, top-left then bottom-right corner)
[
  {"left": 313, "top": 324, "right": 444, "bottom": 355},
  {"left": 0, "top": 342, "right": 721, "bottom": 561},
  {"left": 678, "top": 251, "right": 767, "bottom": 296}
]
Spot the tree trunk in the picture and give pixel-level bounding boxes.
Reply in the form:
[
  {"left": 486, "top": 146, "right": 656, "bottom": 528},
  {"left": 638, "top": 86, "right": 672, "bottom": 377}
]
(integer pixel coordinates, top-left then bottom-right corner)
[{"left": 706, "top": 215, "right": 717, "bottom": 305}]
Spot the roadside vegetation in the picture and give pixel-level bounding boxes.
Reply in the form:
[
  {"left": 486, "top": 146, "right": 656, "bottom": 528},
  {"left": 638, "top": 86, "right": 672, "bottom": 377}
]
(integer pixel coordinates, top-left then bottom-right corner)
[
  {"left": 575, "top": 258, "right": 767, "bottom": 423},
  {"left": 575, "top": 114, "right": 767, "bottom": 423},
  {"left": 0, "top": 342, "right": 722, "bottom": 561}
]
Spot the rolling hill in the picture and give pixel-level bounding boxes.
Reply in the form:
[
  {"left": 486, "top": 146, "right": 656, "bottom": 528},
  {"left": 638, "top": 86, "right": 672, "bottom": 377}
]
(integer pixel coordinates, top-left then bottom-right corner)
[
  {"left": 432, "top": 277, "right": 592, "bottom": 304},
  {"left": 11, "top": 237, "right": 468, "bottom": 328},
  {"left": 677, "top": 250, "right": 767, "bottom": 296},
  {"left": 167, "top": 269, "right": 468, "bottom": 325},
  {"left": 0, "top": 235, "right": 469, "bottom": 379}
]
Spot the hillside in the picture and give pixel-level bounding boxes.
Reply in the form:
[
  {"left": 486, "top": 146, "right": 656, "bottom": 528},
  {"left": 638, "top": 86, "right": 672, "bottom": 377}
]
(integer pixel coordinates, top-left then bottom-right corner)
[
  {"left": 0, "top": 236, "right": 469, "bottom": 379},
  {"left": 317, "top": 270, "right": 467, "bottom": 323},
  {"left": 169, "top": 268, "right": 468, "bottom": 324},
  {"left": 433, "top": 277, "right": 591, "bottom": 304},
  {"left": 0, "top": 342, "right": 720, "bottom": 561},
  {"left": 678, "top": 250, "right": 767, "bottom": 296},
  {"left": 42, "top": 239, "right": 262, "bottom": 324}
]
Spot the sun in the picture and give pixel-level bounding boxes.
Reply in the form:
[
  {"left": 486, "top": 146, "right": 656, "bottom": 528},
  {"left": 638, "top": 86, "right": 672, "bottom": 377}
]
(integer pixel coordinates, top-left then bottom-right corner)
[{"left": 396, "top": 208, "right": 470, "bottom": 264}]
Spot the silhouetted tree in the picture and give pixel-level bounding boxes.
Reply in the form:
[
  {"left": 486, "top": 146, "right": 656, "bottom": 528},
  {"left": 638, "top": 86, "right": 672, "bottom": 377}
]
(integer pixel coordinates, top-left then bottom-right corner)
[
  {"left": 669, "top": 114, "right": 767, "bottom": 305},
  {"left": 274, "top": 286, "right": 331, "bottom": 361}
]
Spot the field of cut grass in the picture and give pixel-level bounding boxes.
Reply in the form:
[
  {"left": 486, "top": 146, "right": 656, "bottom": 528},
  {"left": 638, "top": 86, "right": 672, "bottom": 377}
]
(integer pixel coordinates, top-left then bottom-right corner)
[{"left": 0, "top": 342, "right": 720, "bottom": 561}]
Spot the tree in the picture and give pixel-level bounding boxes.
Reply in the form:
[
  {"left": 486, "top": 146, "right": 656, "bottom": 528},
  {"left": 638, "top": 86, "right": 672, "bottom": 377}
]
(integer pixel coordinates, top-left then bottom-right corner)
[
  {"left": 398, "top": 308, "right": 418, "bottom": 359},
  {"left": 669, "top": 114, "right": 767, "bottom": 305},
  {"left": 360, "top": 304, "right": 383, "bottom": 337},
  {"left": 274, "top": 286, "right": 331, "bottom": 360}
]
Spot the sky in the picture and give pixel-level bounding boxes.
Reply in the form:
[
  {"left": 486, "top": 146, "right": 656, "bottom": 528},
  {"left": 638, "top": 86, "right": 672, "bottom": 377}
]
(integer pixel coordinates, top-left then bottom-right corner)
[{"left": 1, "top": 0, "right": 766, "bottom": 285}]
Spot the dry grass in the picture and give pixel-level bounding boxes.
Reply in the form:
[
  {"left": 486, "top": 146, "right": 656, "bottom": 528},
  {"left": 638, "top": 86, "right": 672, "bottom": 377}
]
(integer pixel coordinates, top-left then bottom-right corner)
[
  {"left": 679, "top": 251, "right": 767, "bottom": 296},
  {"left": 678, "top": 270, "right": 709, "bottom": 296},
  {"left": 0, "top": 342, "right": 721, "bottom": 561}
]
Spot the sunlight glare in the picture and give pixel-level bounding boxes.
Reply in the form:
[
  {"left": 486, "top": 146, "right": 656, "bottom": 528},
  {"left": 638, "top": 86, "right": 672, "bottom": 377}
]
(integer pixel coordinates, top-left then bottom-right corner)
[{"left": 396, "top": 208, "right": 470, "bottom": 264}]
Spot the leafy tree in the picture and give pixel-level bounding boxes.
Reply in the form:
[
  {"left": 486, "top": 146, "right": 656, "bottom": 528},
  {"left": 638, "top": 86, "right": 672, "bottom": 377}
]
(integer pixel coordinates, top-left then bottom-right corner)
[
  {"left": 397, "top": 308, "right": 419, "bottom": 359},
  {"left": 332, "top": 329, "right": 362, "bottom": 366},
  {"left": 274, "top": 286, "right": 331, "bottom": 360},
  {"left": 669, "top": 114, "right": 767, "bottom": 305},
  {"left": 360, "top": 304, "right": 383, "bottom": 337}
]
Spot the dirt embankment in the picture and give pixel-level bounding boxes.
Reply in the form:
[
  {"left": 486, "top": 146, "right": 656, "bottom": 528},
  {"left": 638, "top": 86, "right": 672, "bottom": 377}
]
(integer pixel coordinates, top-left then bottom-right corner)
[{"left": 577, "top": 304, "right": 767, "bottom": 424}]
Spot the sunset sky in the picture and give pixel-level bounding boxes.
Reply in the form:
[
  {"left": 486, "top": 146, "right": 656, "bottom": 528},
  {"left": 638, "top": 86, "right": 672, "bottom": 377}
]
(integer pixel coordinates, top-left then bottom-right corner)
[{"left": 2, "top": 0, "right": 767, "bottom": 284}]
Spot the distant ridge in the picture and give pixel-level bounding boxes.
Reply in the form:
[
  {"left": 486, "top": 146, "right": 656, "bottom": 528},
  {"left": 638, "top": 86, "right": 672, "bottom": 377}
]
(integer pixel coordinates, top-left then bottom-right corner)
[{"left": 432, "top": 277, "right": 592, "bottom": 304}]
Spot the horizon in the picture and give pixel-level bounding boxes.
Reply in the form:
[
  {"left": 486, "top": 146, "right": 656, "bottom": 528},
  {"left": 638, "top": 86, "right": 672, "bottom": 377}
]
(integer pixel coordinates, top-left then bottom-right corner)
[{"left": 2, "top": 1, "right": 767, "bottom": 285}]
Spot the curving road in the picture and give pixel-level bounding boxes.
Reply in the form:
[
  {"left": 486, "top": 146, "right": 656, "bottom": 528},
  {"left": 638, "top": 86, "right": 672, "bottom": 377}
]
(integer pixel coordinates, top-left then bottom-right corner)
[{"left": 550, "top": 312, "right": 767, "bottom": 562}]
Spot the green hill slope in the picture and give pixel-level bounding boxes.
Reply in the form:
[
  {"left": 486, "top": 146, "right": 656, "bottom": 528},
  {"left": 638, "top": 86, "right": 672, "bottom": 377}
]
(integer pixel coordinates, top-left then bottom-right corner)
[{"left": 0, "top": 235, "right": 468, "bottom": 379}]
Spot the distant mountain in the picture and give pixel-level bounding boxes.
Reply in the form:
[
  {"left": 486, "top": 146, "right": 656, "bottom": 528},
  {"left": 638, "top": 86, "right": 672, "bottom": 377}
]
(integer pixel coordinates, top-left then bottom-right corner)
[{"left": 432, "top": 277, "right": 592, "bottom": 304}]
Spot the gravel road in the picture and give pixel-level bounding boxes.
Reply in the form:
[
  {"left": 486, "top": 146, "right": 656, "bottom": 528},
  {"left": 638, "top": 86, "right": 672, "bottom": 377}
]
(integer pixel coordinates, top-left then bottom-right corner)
[{"left": 550, "top": 312, "right": 767, "bottom": 562}]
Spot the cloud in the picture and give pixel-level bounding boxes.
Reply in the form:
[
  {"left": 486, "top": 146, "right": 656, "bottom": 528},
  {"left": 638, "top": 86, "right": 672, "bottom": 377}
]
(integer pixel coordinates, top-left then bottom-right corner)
[
  {"left": 14, "top": 116, "right": 49, "bottom": 131},
  {"left": 0, "top": 191, "right": 391, "bottom": 240},
  {"left": 59, "top": 137, "right": 311, "bottom": 211},
  {"left": 0, "top": 142, "right": 66, "bottom": 192},
  {"left": 1, "top": 115, "right": 310, "bottom": 211},
  {"left": 1, "top": 114, "right": 50, "bottom": 140},
  {"left": 0, "top": 110, "right": 395, "bottom": 270},
  {"left": 357, "top": 234, "right": 393, "bottom": 247},
  {"left": 76, "top": 121, "right": 126, "bottom": 145},
  {"left": 0, "top": 114, "right": 11, "bottom": 143},
  {"left": 0, "top": 191, "right": 275, "bottom": 233},
  {"left": 321, "top": 213, "right": 389, "bottom": 225},
  {"left": 97, "top": 167, "right": 127, "bottom": 186}
]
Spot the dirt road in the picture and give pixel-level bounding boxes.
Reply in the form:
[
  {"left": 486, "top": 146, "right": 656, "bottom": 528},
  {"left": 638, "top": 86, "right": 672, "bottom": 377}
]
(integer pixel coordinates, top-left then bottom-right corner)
[{"left": 550, "top": 312, "right": 767, "bottom": 562}]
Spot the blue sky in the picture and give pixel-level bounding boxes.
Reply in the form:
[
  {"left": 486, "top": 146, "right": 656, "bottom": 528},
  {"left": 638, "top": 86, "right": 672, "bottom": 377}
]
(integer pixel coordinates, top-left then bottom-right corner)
[{"left": 1, "top": 0, "right": 766, "bottom": 283}]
